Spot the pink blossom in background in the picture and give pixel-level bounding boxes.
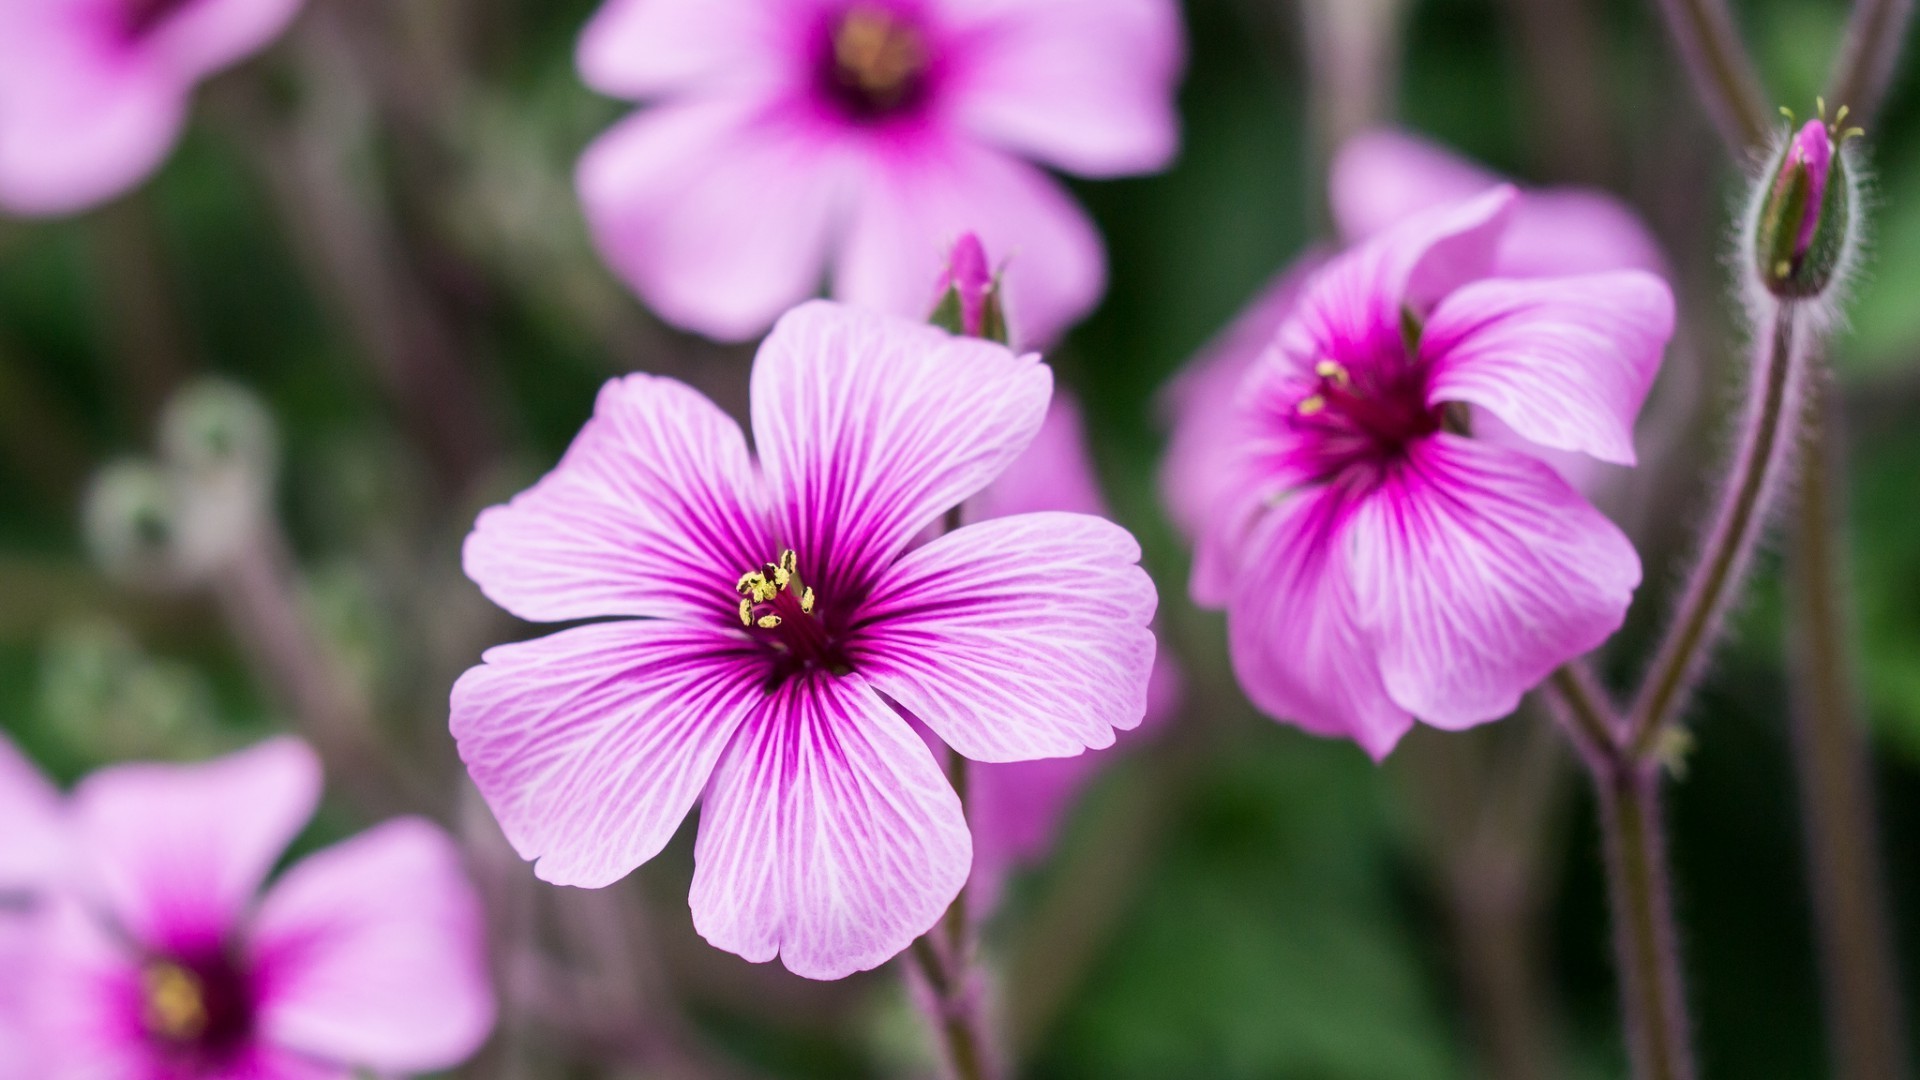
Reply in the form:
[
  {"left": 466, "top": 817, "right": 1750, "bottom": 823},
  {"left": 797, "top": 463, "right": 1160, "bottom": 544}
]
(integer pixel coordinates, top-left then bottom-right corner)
[
  {"left": 0, "top": 0, "right": 306, "bottom": 216},
  {"left": 574, "top": 0, "right": 1184, "bottom": 344},
  {"left": 1, "top": 738, "right": 496, "bottom": 1079},
  {"left": 454, "top": 301, "right": 1157, "bottom": 979},
  {"left": 0, "top": 736, "right": 63, "bottom": 1080},
  {"left": 959, "top": 394, "right": 1183, "bottom": 908},
  {"left": 1161, "top": 129, "right": 1669, "bottom": 556},
  {"left": 1186, "top": 187, "right": 1673, "bottom": 759}
]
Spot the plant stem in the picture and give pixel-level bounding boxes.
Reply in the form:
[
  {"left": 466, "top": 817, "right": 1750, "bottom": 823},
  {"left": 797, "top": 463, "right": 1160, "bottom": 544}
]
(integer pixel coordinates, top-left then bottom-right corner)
[
  {"left": 1827, "top": 0, "right": 1916, "bottom": 123},
  {"left": 1628, "top": 303, "right": 1804, "bottom": 758},
  {"left": 1596, "top": 760, "right": 1696, "bottom": 1080},
  {"left": 1788, "top": 373, "right": 1910, "bottom": 1080},
  {"left": 1650, "top": 0, "right": 1772, "bottom": 154},
  {"left": 909, "top": 934, "right": 998, "bottom": 1080}
]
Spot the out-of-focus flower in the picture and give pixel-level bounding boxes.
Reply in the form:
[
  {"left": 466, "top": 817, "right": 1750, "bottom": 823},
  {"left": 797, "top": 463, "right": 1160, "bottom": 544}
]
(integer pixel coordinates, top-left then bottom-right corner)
[
  {"left": 2, "top": 738, "right": 495, "bottom": 1078},
  {"left": 1188, "top": 188, "right": 1673, "bottom": 758},
  {"left": 574, "top": 0, "right": 1184, "bottom": 344},
  {"left": 0, "top": 736, "right": 63, "bottom": 1080},
  {"left": 959, "top": 393, "right": 1182, "bottom": 908},
  {"left": 1162, "top": 129, "right": 1668, "bottom": 555},
  {"left": 930, "top": 231, "right": 1007, "bottom": 344},
  {"left": 0, "top": 0, "right": 307, "bottom": 216},
  {"left": 1751, "top": 111, "right": 1860, "bottom": 301},
  {"left": 454, "top": 301, "right": 1157, "bottom": 979}
]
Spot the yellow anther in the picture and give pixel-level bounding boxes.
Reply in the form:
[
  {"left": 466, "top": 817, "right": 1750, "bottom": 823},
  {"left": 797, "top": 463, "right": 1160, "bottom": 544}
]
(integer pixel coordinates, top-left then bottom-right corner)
[
  {"left": 1817, "top": 95, "right": 1827, "bottom": 120},
  {"left": 736, "top": 571, "right": 760, "bottom": 595},
  {"left": 1780, "top": 105, "right": 1796, "bottom": 122},
  {"left": 1774, "top": 259, "right": 1792, "bottom": 278},
  {"left": 780, "top": 550, "right": 798, "bottom": 576},
  {"left": 1313, "top": 359, "right": 1350, "bottom": 385},
  {"left": 756, "top": 615, "right": 783, "bottom": 630},
  {"left": 142, "top": 962, "right": 208, "bottom": 1042},
  {"left": 739, "top": 598, "right": 755, "bottom": 627},
  {"left": 800, "top": 587, "right": 816, "bottom": 615},
  {"left": 1297, "top": 395, "right": 1326, "bottom": 417},
  {"left": 1835, "top": 104, "right": 1851, "bottom": 127}
]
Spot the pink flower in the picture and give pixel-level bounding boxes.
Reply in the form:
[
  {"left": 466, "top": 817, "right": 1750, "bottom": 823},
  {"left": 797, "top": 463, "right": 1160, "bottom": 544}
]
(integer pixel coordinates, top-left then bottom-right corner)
[
  {"left": 958, "top": 393, "right": 1182, "bottom": 907},
  {"left": 1163, "top": 128, "right": 1668, "bottom": 579},
  {"left": 574, "top": 0, "right": 1184, "bottom": 344},
  {"left": 1188, "top": 187, "right": 1673, "bottom": 759},
  {"left": 0, "top": 0, "right": 305, "bottom": 216},
  {"left": 3, "top": 738, "right": 496, "bottom": 1078},
  {"left": 453, "top": 300, "right": 1157, "bottom": 979},
  {"left": 0, "top": 736, "right": 63, "bottom": 1080}
]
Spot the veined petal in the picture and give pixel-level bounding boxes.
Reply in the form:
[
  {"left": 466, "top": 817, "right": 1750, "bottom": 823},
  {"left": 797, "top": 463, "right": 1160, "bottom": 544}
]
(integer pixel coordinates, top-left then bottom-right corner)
[
  {"left": 836, "top": 138, "right": 1104, "bottom": 347},
  {"left": 1423, "top": 272, "right": 1675, "bottom": 466},
  {"left": 578, "top": 98, "right": 848, "bottom": 341},
  {"left": 463, "top": 373, "right": 766, "bottom": 626},
  {"left": 1226, "top": 486, "right": 1413, "bottom": 760},
  {"left": 577, "top": 0, "right": 795, "bottom": 100},
  {"left": 690, "top": 671, "right": 969, "bottom": 980},
  {"left": 1275, "top": 185, "right": 1515, "bottom": 379},
  {"left": 850, "top": 512, "right": 1156, "bottom": 762},
  {"left": 1349, "top": 435, "right": 1640, "bottom": 728},
  {"left": 942, "top": 0, "right": 1183, "bottom": 176},
  {"left": 252, "top": 818, "right": 494, "bottom": 1073},
  {"left": 70, "top": 738, "right": 319, "bottom": 952},
  {"left": 451, "top": 621, "right": 770, "bottom": 889},
  {"left": 752, "top": 301, "right": 1051, "bottom": 601}
]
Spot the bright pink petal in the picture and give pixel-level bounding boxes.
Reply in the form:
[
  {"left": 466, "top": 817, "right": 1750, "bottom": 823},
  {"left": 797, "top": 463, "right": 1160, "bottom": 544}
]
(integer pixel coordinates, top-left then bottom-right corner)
[
  {"left": 251, "top": 818, "right": 494, "bottom": 1073},
  {"left": 751, "top": 300, "right": 1051, "bottom": 600},
  {"left": 1349, "top": 435, "right": 1641, "bottom": 728},
  {"left": 1330, "top": 129, "right": 1501, "bottom": 243},
  {"left": 1226, "top": 486, "right": 1413, "bottom": 760},
  {"left": 143, "top": 0, "right": 306, "bottom": 81},
  {"left": 965, "top": 392, "right": 1106, "bottom": 521},
  {"left": 0, "top": 9, "right": 185, "bottom": 217},
  {"left": 577, "top": 98, "right": 849, "bottom": 341},
  {"left": 1501, "top": 191, "right": 1668, "bottom": 277},
  {"left": 450, "top": 620, "right": 770, "bottom": 889},
  {"left": 0, "top": 734, "right": 63, "bottom": 888},
  {"left": 463, "top": 373, "right": 766, "bottom": 626},
  {"left": 1275, "top": 186, "right": 1515, "bottom": 380},
  {"left": 577, "top": 0, "right": 795, "bottom": 100},
  {"left": 690, "top": 672, "right": 969, "bottom": 980},
  {"left": 851, "top": 511, "right": 1156, "bottom": 762},
  {"left": 16, "top": 898, "right": 149, "bottom": 1079},
  {"left": 1423, "top": 272, "right": 1675, "bottom": 466},
  {"left": 836, "top": 138, "right": 1104, "bottom": 347},
  {"left": 942, "top": 0, "right": 1183, "bottom": 176},
  {"left": 70, "top": 738, "right": 319, "bottom": 952}
]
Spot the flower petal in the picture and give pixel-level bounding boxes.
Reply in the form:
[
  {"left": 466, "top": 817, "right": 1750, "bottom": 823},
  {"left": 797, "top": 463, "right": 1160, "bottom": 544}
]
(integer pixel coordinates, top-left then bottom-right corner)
[
  {"left": 1349, "top": 434, "right": 1641, "bottom": 728},
  {"left": 251, "top": 818, "right": 494, "bottom": 1073},
  {"left": 964, "top": 392, "right": 1106, "bottom": 521},
  {"left": 143, "top": 0, "right": 307, "bottom": 81},
  {"left": 1226, "top": 486, "right": 1413, "bottom": 760},
  {"left": 836, "top": 138, "right": 1104, "bottom": 347},
  {"left": 70, "top": 738, "right": 319, "bottom": 952},
  {"left": 1423, "top": 272, "right": 1675, "bottom": 466},
  {"left": 577, "top": 0, "right": 794, "bottom": 100},
  {"left": 690, "top": 672, "right": 969, "bottom": 980},
  {"left": 463, "top": 373, "right": 765, "bottom": 626},
  {"left": 450, "top": 620, "right": 770, "bottom": 889},
  {"left": 578, "top": 98, "right": 849, "bottom": 341},
  {"left": 0, "top": 9, "right": 185, "bottom": 217},
  {"left": 752, "top": 300, "right": 1051, "bottom": 600},
  {"left": 942, "top": 0, "right": 1183, "bottom": 176},
  {"left": 0, "top": 734, "right": 62, "bottom": 889},
  {"left": 850, "top": 511, "right": 1156, "bottom": 762}
]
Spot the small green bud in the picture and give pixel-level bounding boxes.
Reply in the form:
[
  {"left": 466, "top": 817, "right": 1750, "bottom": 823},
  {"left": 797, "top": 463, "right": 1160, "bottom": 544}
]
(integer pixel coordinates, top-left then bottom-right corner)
[
  {"left": 929, "top": 233, "right": 1010, "bottom": 345},
  {"left": 1753, "top": 109, "right": 1859, "bottom": 299}
]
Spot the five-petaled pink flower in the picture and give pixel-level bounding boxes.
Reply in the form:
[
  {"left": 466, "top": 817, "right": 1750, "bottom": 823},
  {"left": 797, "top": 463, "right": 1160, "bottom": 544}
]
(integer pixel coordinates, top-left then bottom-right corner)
[
  {"left": 573, "top": 0, "right": 1184, "bottom": 344},
  {"left": 453, "top": 300, "right": 1157, "bottom": 979},
  {"left": 0, "top": 0, "right": 305, "bottom": 216},
  {"left": 0, "top": 737, "right": 496, "bottom": 1078},
  {"left": 1187, "top": 185, "right": 1673, "bottom": 759}
]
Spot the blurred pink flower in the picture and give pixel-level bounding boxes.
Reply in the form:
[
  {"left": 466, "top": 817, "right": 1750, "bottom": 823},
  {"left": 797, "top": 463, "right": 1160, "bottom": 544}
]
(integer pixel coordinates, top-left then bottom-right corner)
[
  {"left": 1162, "top": 129, "right": 1669, "bottom": 554},
  {"left": 959, "top": 393, "right": 1183, "bottom": 908},
  {"left": 0, "top": 0, "right": 306, "bottom": 216},
  {"left": 0, "top": 736, "right": 63, "bottom": 1080},
  {"left": 574, "top": 0, "right": 1184, "bottom": 343},
  {"left": 454, "top": 301, "right": 1157, "bottom": 979},
  {"left": 3, "top": 738, "right": 495, "bottom": 1079},
  {"left": 1190, "top": 187, "right": 1673, "bottom": 758}
]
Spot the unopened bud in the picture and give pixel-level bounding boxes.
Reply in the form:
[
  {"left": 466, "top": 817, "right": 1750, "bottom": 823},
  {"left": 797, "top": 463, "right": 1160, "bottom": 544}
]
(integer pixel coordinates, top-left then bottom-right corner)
[
  {"left": 159, "top": 378, "right": 278, "bottom": 481},
  {"left": 929, "top": 233, "right": 1009, "bottom": 344},
  {"left": 1753, "top": 108, "right": 1859, "bottom": 299}
]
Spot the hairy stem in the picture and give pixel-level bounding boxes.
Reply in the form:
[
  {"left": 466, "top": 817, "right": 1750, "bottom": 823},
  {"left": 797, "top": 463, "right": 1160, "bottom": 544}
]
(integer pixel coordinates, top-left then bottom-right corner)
[
  {"left": 1788, "top": 374, "right": 1911, "bottom": 1080},
  {"left": 909, "top": 934, "right": 999, "bottom": 1080},
  {"left": 1826, "top": 0, "right": 1916, "bottom": 123},
  {"left": 1650, "top": 0, "right": 1772, "bottom": 154},
  {"left": 1629, "top": 303, "right": 1804, "bottom": 757},
  {"left": 1597, "top": 761, "right": 1697, "bottom": 1080}
]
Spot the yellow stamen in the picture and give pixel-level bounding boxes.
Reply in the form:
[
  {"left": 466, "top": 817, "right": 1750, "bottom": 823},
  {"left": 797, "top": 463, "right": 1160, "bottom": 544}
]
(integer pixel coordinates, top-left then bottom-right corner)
[
  {"left": 1313, "top": 359, "right": 1350, "bottom": 385},
  {"left": 141, "top": 962, "right": 208, "bottom": 1042},
  {"left": 757, "top": 615, "right": 783, "bottom": 630},
  {"left": 1297, "top": 395, "right": 1327, "bottom": 416},
  {"left": 800, "top": 587, "right": 816, "bottom": 615},
  {"left": 739, "top": 598, "right": 755, "bottom": 627},
  {"left": 834, "top": 7, "right": 926, "bottom": 100},
  {"left": 1817, "top": 95, "right": 1828, "bottom": 121}
]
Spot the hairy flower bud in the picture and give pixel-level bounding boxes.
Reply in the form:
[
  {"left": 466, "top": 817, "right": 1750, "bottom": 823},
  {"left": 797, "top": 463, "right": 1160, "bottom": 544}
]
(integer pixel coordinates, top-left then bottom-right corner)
[
  {"left": 930, "top": 233, "right": 1009, "bottom": 344},
  {"left": 1753, "top": 108, "right": 1859, "bottom": 300}
]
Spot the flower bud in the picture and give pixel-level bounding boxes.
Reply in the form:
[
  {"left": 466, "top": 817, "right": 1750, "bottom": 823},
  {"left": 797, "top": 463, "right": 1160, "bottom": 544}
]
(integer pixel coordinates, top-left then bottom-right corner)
[
  {"left": 929, "top": 233, "right": 1009, "bottom": 344},
  {"left": 1753, "top": 111, "right": 1857, "bottom": 299},
  {"left": 83, "top": 458, "right": 183, "bottom": 586}
]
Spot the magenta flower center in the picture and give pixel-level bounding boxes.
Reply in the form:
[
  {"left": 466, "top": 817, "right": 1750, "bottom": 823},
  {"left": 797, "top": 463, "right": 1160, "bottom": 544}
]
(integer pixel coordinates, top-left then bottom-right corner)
[
  {"left": 737, "top": 550, "right": 844, "bottom": 672},
  {"left": 1290, "top": 356, "right": 1439, "bottom": 478},
  {"left": 819, "top": 5, "right": 934, "bottom": 122},
  {"left": 118, "top": 0, "right": 193, "bottom": 41},
  {"left": 139, "top": 953, "right": 254, "bottom": 1064}
]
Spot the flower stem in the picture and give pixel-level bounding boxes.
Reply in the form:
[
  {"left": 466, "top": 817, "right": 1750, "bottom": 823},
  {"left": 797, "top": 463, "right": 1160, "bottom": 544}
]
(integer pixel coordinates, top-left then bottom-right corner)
[
  {"left": 1826, "top": 0, "right": 1916, "bottom": 123},
  {"left": 909, "top": 933, "right": 998, "bottom": 1080},
  {"left": 1788, "top": 374, "right": 1911, "bottom": 1080},
  {"left": 1596, "top": 760, "right": 1696, "bottom": 1080},
  {"left": 1628, "top": 302, "right": 1804, "bottom": 758},
  {"left": 1649, "top": 0, "right": 1771, "bottom": 154}
]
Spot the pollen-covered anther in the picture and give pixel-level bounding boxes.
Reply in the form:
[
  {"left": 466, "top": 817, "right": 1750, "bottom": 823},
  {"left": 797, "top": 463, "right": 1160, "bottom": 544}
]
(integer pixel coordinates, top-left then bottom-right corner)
[
  {"left": 1313, "top": 359, "right": 1351, "bottom": 385},
  {"left": 736, "top": 550, "right": 822, "bottom": 634},
  {"left": 142, "top": 961, "right": 209, "bottom": 1043}
]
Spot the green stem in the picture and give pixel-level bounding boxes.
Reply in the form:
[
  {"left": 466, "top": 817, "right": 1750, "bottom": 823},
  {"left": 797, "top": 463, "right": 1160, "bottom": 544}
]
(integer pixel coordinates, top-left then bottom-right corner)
[{"left": 1650, "top": 0, "right": 1772, "bottom": 154}]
